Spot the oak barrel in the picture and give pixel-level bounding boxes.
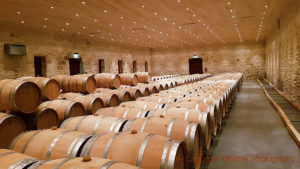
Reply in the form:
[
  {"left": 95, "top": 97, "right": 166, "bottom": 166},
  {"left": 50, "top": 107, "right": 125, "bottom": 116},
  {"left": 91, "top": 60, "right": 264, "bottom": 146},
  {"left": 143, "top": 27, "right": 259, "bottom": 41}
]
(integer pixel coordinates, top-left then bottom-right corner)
[
  {"left": 0, "top": 149, "right": 38, "bottom": 168},
  {"left": 118, "top": 87, "right": 142, "bottom": 100},
  {"left": 94, "top": 73, "right": 121, "bottom": 89},
  {"left": 135, "top": 72, "right": 150, "bottom": 83},
  {"left": 95, "top": 107, "right": 149, "bottom": 120},
  {"left": 119, "top": 73, "right": 138, "bottom": 86},
  {"left": 0, "top": 79, "right": 41, "bottom": 113},
  {"left": 10, "top": 129, "right": 91, "bottom": 160},
  {"left": 59, "top": 93, "right": 104, "bottom": 115},
  {"left": 0, "top": 113, "right": 26, "bottom": 149},
  {"left": 60, "top": 115, "right": 127, "bottom": 135},
  {"left": 81, "top": 132, "right": 188, "bottom": 169},
  {"left": 28, "top": 156, "right": 139, "bottom": 169},
  {"left": 18, "top": 77, "right": 60, "bottom": 100},
  {"left": 88, "top": 93, "right": 120, "bottom": 107},
  {"left": 147, "top": 108, "right": 212, "bottom": 150},
  {"left": 120, "top": 101, "right": 164, "bottom": 110},
  {"left": 39, "top": 100, "right": 85, "bottom": 123},
  {"left": 123, "top": 117, "right": 202, "bottom": 169}
]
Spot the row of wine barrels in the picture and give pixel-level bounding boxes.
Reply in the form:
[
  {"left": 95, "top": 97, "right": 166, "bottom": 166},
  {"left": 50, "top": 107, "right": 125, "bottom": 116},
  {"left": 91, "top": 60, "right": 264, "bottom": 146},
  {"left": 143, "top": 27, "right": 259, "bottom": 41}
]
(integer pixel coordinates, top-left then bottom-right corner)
[
  {"left": 117, "top": 87, "right": 142, "bottom": 100},
  {"left": 17, "top": 108, "right": 59, "bottom": 130},
  {"left": 96, "top": 107, "right": 150, "bottom": 120},
  {"left": 81, "top": 132, "right": 187, "bottom": 169},
  {"left": 0, "top": 113, "right": 26, "bottom": 149},
  {"left": 120, "top": 85, "right": 150, "bottom": 97},
  {"left": 58, "top": 93, "right": 104, "bottom": 114},
  {"left": 138, "top": 83, "right": 158, "bottom": 93},
  {"left": 0, "top": 149, "right": 38, "bottom": 168},
  {"left": 10, "top": 129, "right": 91, "bottom": 160},
  {"left": 137, "top": 95, "right": 177, "bottom": 104},
  {"left": 135, "top": 72, "right": 150, "bottom": 83},
  {"left": 119, "top": 73, "right": 138, "bottom": 86},
  {"left": 39, "top": 100, "right": 85, "bottom": 123},
  {"left": 10, "top": 129, "right": 187, "bottom": 169},
  {"left": 60, "top": 115, "right": 127, "bottom": 134},
  {"left": 17, "top": 77, "right": 60, "bottom": 100},
  {"left": 88, "top": 93, "right": 120, "bottom": 107},
  {"left": 94, "top": 73, "right": 121, "bottom": 89},
  {"left": 123, "top": 117, "right": 202, "bottom": 169},
  {"left": 0, "top": 79, "right": 41, "bottom": 113},
  {"left": 52, "top": 75, "right": 96, "bottom": 94},
  {"left": 0, "top": 149, "right": 139, "bottom": 169}
]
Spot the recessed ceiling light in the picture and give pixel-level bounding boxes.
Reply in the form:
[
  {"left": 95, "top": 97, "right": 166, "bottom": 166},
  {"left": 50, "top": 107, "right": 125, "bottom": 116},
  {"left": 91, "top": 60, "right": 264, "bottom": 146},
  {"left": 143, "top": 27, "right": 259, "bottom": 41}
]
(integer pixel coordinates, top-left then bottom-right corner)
[
  {"left": 122, "top": 27, "right": 125, "bottom": 30},
  {"left": 44, "top": 18, "right": 48, "bottom": 21},
  {"left": 76, "top": 13, "right": 79, "bottom": 16},
  {"left": 144, "top": 25, "right": 147, "bottom": 28},
  {"left": 109, "top": 24, "right": 112, "bottom": 27},
  {"left": 94, "top": 19, "right": 98, "bottom": 22},
  {"left": 160, "top": 32, "right": 163, "bottom": 34},
  {"left": 193, "top": 14, "right": 196, "bottom": 17},
  {"left": 179, "top": 26, "right": 182, "bottom": 29},
  {"left": 141, "top": 5, "right": 145, "bottom": 8},
  {"left": 227, "top": 2, "right": 231, "bottom": 5},
  {"left": 82, "top": 26, "right": 86, "bottom": 29},
  {"left": 120, "top": 16, "right": 124, "bottom": 19},
  {"left": 43, "top": 25, "right": 47, "bottom": 28},
  {"left": 230, "top": 9, "right": 233, "bottom": 12},
  {"left": 154, "top": 12, "right": 158, "bottom": 15},
  {"left": 232, "top": 15, "right": 235, "bottom": 18},
  {"left": 172, "top": 22, "right": 175, "bottom": 25},
  {"left": 66, "top": 22, "right": 70, "bottom": 26},
  {"left": 104, "top": 9, "right": 108, "bottom": 13},
  {"left": 164, "top": 17, "right": 167, "bottom": 21},
  {"left": 109, "top": 33, "right": 112, "bottom": 36},
  {"left": 81, "top": 1, "right": 86, "bottom": 5},
  {"left": 78, "top": 32, "right": 80, "bottom": 34},
  {"left": 17, "top": 11, "right": 21, "bottom": 14},
  {"left": 50, "top": 6, "right": 54, "bottom": 9},
  {"left": 20, "top": 20, "right": 24, "bottom": 24},
  {"left": 265, "top": 5, "right": 268, "bottom": 8},
  {"left": 186, "top": 8, "right": 189, "bottom": 11},
  {"left": 61, "top": 28, "right": 65, "bottom": 31},
  {"left": 101, "top": 36, "right": 104, "bottom": 39},
  {"left": 133, "top": 21, "right": 136, "bottom": 24}
]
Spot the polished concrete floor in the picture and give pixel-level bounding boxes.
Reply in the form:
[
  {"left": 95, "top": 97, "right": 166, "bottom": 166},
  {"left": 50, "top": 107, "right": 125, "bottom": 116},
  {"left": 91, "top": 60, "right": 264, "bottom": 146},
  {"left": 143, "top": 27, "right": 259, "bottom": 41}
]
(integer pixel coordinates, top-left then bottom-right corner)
[{"left": 201, "top": 79, "right": 300, "bottom": 169}]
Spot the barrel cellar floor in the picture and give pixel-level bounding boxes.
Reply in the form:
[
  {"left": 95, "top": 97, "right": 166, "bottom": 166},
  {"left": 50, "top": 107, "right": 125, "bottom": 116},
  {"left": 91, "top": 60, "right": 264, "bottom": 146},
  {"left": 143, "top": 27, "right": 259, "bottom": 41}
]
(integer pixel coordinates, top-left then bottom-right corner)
[{"left": 201, "top": 79, "right": 300, "bottom": 169}]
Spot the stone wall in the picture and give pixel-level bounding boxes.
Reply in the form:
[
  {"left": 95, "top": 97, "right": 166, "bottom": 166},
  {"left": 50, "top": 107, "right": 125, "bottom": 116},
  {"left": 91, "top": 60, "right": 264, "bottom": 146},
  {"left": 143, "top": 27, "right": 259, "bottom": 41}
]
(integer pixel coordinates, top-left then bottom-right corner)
[
  {"left": 150, "top": 42, "right": 266, "bottom": 79},
  {"left": 265, "top": 1, "right": 300, "bottom": 104},
  {"left": 0, "top": 25, "right": 151, "bottom": 79}
]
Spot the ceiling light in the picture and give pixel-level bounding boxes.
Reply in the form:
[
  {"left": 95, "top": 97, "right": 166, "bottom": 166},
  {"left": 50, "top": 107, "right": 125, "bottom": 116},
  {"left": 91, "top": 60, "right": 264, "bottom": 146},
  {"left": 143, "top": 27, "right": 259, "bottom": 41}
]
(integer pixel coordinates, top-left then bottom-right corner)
[
  {"left": 133, "top": 21, "right": 136, "bottom": 24},
  {"left": 104, "top": 9, "right": 108, "bottom": 13},
  {"left": 154, "top": 12, "right": 158, "bottom": 15},
  {"left": 17, "top": 11, "right": 21, "bottom": 14},
  {"left": 78, "top": 32, "right": 80, "bottom": 34},
  {"left": 198, "top": 19, "right": 201, "bottom": 22},
  {"left": 109, "top": 24, "right": 112, "bottom": 27},
  {"left": 61, "top": 28, "right": 65, "bottom": 31},
  {"left": 76, "top": 13, "right": 79, "bottom": 16},
  {"left": 81, "top": 1, "right": 86, "bottom": 5},
  {"left": 50, "top": 6, "right": 54, "bottom": 9},
  {"left": 43, "top": 25, "right": 47, "bottom": 28},
  {"left": 164, "top": 17, "right": 167, "bottom": 21},
  {"left": 144, "top": 25, "right": 147, "bottom": 28},
  {"left": 94, "top": 19, "right": 98, "bottom": 22},
  {"left": 172, "top": 22, "right": 175, "bottom": 25},
  {"left": 142, "top": 5, "right": 145, "bottom": 8},
  {"left": 227, "top": 2, "right": 231, "bottom": 5},
  {"left": 44, "top": 18, "right": 48, "bottom": 21},
  {"left": 230, "top": 9, "right": 233, "bottom": 12},
  {"left": 186, "top": 8, "right": 189, "bottom": 11},
  {"left": 82, "top": 26, "right": 86, "bottom": 29},
  {"left": 179, "top": 26, "right": 182, "bottom": 29},
  {"left": 66, "top": 22, "right": 70, "bottom": 26},
  {"left": 265, "top": 5, "right": 268, "bottom": 8},
  {"left": 20, "top": 20, "right": 24, "bottom": 24},
  {"left": 232, "top": 15, "right": 235, "bottom": 18},
  {"left": 120, "top": 16, "right": 124, "bottom": 19},
  {"left": 122, "top": 27, "right": 125, "bottom": 30},
  {"left": 193, "top": 14, "right": 196, "bottom": 17}
]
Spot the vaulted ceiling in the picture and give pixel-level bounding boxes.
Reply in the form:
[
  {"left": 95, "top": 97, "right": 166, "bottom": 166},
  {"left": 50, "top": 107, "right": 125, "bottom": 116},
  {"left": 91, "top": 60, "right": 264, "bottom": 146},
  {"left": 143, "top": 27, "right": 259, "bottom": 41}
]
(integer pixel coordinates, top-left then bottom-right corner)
[{"left": 0, "top": 0, "right": 294, "bottom": 48}]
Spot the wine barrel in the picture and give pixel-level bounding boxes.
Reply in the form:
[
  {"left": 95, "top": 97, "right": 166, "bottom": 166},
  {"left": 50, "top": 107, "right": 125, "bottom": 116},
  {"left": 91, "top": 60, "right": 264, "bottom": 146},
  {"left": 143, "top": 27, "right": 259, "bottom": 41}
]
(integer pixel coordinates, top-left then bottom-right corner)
[
  {"left": 119, "top": 87, "right": 142, "bottom": 100},
  {"left": 53, "top": 75, "right": 96, "bottom": 94},
  {"left": 135, "top": 86, "right": 150, "bottom": 96},
  {"left": 28, "top": 156, "right": 139, "bottom": 169},
  {"left": 39, "top": 100, "right": 85, "bottom": 123},
  {"left": 123, "top": 117, "right": 202, "bottom": 169},
  {"left": 59, "top": 93, "right": 104, "bottom": 115},
  {"left": 139, "top": 84, "right": 157, "bottom": 94},
  {"left": 95, "top": 88, "right": 131, "bottom": 103},
  {"left": 81, "top": 132, "right": 188, "bottom": 169},
  {"left": 60, "top": 115, "right": 127, "bottom": 135},
  {"left": 120, "top": 101, "right": 164, "bottom": 111},
  {"left": 152, "top": 83, "right": 163, "bottom": 92},
  {"left": 147, "top": 108, "right": 212, "bottom": 151},
  {"left": 18, "top": 77, "right": 60, "bottom": 100},
  {"left": 95, "top": 107, "right": 149, "bottom": 120},
  {"left": 10, "top": 129, "right": 91, "bottom": 160},
  {"left": 135, "top": 72, "right": 150, "bottom": 83},
  {"left": 94, "top": 73, "right": 121, "bottom": 89},
  {"left": 166, "top": 101, "right": 218, "bottom": 136},
  {"left": 0, "top": 149, "right": 39, "bottom": 168},
  {"left": 0, "top": 113, "right": 26, "bottom": 148},
  {"left": 18, "top": 108, "right": 59, "bottom": 130},
  {"left": 88, "top": 93, "right": 120, "bottom": 107},
  {"left": 0, "top": 79, "right": 41, "bottom": 113},
  {"left": 119, "top": 73, "right": 138, "bottom": 86}
]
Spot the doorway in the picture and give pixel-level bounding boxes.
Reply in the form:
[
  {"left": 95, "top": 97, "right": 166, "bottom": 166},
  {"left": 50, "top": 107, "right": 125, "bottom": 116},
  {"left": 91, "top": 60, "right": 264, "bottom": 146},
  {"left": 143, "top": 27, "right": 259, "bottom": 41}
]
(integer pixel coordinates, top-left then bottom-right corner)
[
  {"left": 133, "top": 61, "right": 137, "bottom": 73},
  {"left": 69, "top": 58, "right": 81, "bottom": 75},
  {"left": 34, "top": 56, "right": 46, "bottom": 77},
  {"left": 118, "top": 60, "right": 123, "bottom": 74},
  {"left": 189, "top": 58, "right": 203, "bottom": 74},
  {"left": 99, "top": 59, "right": 105, "bottom": 73}
]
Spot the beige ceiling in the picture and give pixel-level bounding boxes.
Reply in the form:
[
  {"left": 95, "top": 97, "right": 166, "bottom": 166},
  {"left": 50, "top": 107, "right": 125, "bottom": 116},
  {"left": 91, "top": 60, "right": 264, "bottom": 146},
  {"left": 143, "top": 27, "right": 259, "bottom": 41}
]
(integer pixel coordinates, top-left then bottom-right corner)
[{"left": 0, "top": 0, "right": 294, "bottom": 48}]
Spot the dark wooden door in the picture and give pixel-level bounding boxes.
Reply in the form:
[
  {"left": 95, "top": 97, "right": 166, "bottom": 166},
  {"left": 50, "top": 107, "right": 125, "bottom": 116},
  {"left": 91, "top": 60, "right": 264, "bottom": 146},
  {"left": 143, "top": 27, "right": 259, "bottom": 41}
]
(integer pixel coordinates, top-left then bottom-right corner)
[
  {"left": 34, "top": 57, "right": 42, "bottom": 77},
  {"left": 69, "top": 58, "right": 81, "bottom": 75},
  {"left": 189, "top": 58, "right": 203, "bottom": 74}
]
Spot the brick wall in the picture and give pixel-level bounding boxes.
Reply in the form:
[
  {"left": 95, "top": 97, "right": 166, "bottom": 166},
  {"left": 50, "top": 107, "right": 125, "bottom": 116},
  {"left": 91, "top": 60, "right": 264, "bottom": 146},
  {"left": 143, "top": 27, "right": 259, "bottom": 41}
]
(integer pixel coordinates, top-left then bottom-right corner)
[
  {"left": 0, "top": 25, "right": 151, "bottom": 79},
  {"left": 150, "top": 42, "right": 266, "bottom": 79},
  {"left": 266, "top": 1, "right": 300, "bottom": 104}
]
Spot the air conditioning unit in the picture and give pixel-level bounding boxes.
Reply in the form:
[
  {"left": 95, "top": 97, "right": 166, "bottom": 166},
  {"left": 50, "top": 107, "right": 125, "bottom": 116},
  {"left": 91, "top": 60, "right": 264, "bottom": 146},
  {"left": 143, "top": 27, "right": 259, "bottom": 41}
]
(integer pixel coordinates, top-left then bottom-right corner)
[{"left": 4, "top": 43, "right": 27, "bottom": 56}]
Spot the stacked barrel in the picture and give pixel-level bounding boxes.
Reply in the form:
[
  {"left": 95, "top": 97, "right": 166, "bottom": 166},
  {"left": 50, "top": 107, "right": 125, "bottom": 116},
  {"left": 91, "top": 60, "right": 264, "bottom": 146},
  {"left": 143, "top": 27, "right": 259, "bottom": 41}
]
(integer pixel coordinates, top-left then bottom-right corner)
[{"left": 0, "top": 72, "right": 239, "bottom": 169}]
